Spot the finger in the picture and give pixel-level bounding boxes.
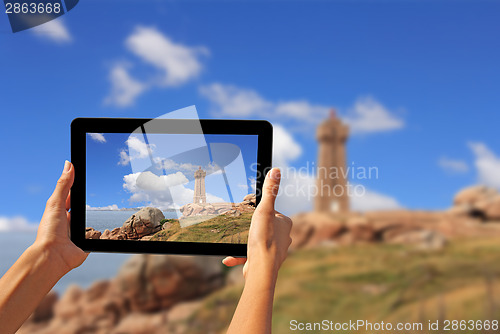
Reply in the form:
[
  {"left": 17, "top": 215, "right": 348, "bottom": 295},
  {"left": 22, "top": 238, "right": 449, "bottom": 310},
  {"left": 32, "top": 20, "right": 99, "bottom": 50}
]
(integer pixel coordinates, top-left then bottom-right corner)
[
  {"left": 259, "top": 168, "right": 281, "bottom": 212},
  {"left": 67, "top": 211, "right": 71, "bottom": 237},
  {"left": 275, "top": 211, "right": 291, "bottom": 222},
  {"left": 222, "top": 256, "right": 247, "bottom": 267},
  {"left": 47, "top": 161, "right": 74, "bottom": 209},
  {"left": 66, "top": 191, "right": 71, "bottom": 212}
]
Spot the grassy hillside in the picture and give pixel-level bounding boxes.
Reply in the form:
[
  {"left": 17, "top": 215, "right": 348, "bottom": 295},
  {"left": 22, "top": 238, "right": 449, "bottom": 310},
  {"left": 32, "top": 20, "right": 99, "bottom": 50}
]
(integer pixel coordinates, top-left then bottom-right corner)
[
  {"left": 150, "top": 212, "right": 252, "bottom": 243},
  {"left": 186, "top": 237, "right": 500, "bottom": 334}
]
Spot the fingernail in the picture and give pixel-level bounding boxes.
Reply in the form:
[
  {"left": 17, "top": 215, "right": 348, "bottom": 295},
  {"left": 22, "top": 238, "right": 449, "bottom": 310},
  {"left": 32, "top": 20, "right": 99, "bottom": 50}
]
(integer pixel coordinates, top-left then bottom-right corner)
[
  {"left": 270, "top": 168, "right": 281, "bottom": 180},
  {"left": 63, "top": 160, "right": 71, "bottom": 173}
]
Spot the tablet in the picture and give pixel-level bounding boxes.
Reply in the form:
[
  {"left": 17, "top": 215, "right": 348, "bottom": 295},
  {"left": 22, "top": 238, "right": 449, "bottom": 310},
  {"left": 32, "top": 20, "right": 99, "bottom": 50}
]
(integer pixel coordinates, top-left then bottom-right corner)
[{"left": 71, "top": 118, "right": 272, "bottom": 256}]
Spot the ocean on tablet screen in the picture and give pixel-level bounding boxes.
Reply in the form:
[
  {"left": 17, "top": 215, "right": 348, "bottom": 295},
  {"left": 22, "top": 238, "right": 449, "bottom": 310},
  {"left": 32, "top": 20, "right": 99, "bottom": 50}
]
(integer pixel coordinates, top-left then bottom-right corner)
[{"left": 86, "top": 210, "right": 178, "bottom": 232}]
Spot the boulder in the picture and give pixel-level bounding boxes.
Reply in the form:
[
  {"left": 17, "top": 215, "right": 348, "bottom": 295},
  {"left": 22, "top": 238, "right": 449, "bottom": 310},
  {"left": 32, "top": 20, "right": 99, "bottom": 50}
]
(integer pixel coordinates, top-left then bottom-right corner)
[
  {"left": 451, "top": 186, "right": 500, "bottom": 221},
  {"left": 454, "top": 185, "right": 495, "bottom": 207},
  {"left": 485, "top": 195, "right": 500, "bottom": 220},
  {"left": 180, "top": 204, "right": 193, "bottom": 216},
  {"left": 243, "top": 194, "right": 257, "bottom": 206},
  {"left": 346, "top": 218, "right": 376, "bottom": 243},
  {"left": 100, "top": 227, "right": 126, "bottom": 240},
  {"left": 101, "top": 229, "right": 111, "bottom": 239},
  {"left": 162, "top": 222, "right": 174, "bottom": 231},
  {"left": 114, "top": 254, "right": 224, "bottom": 312},
  {"left": 205, "top": 206, "right": 216, "bottom": 214},
  {"left": 122, "top": 207, "right": 164, "bottom": 239},
  {"left": 85, "top": 227, "right": 101, "bottom": 240},
  {"left": 53, "top": 285, "right": 84, "bottom": 321},
  {"left": 31, "top": 291, "right": 58, "bottom": 323},
  {"left": 290, "top": 212, "right": 344, "bottom": 249},
  {"left": 191, "top": 204, "right": 205, "bottom": 216}
]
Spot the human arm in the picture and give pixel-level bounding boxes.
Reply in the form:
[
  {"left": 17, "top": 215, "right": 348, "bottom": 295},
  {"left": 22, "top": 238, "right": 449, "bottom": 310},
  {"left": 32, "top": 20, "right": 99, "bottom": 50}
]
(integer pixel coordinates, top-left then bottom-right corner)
[
  {"left": 223, "top": 168, "right": 292, "bottom": 334},
  {"left": 0, "top": 161, "right": 88, "bottom": 334}
]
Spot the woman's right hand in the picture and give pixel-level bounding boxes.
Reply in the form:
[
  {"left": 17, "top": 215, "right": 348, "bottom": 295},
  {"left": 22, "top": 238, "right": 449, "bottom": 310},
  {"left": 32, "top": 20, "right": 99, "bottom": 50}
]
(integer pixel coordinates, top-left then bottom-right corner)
[{"left": 223, "top": 168, "right": 292, "bottom": 284}]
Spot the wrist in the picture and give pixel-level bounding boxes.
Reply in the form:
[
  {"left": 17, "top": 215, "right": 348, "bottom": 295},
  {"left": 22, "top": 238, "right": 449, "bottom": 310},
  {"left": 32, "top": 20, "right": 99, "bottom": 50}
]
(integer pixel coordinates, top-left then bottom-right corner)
[
  {"left": 244, "top": 259, "right": 279, "bottom": 290},
  {"left": 30, "top": 240, "right": 72, "bottom": 277}
]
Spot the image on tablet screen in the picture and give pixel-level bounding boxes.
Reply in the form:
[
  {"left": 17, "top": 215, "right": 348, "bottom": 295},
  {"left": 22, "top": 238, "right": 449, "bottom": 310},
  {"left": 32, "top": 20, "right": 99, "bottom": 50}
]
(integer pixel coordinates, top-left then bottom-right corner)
[{"left": 85, "top": 132, "right": 258, "bottom": 244}]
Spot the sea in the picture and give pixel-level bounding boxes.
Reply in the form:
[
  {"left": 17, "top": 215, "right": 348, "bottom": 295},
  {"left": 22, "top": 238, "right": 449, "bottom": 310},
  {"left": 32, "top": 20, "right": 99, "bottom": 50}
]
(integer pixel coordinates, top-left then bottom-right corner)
[{"left": 0, "top": 211, "right": 178, "bottom": 295}]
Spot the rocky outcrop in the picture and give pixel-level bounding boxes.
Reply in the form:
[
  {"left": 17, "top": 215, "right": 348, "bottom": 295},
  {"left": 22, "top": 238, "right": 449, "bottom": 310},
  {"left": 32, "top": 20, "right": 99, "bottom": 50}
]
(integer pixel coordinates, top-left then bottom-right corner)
[
  {"left": 116, "top": 255, "right": 224, "bottom": 312},
  {"left": 451, "top": 186, "right": 500, "bottom": 220},
  {"left": 29, "top": 291, "right": 58, "bottom": 323},
  {"left": 290, "top": 212, "right": 345, "bottom": 249},
  {"left": 180, "top": 203, "right": 232, "bottom": 217},
  {"left": 121, "top": 207, "right": 164, "bottom": 239},
  {"left": 85, "top": 227, "right": 101, "bottom": 240},
  {"left": 454, "top": 185, "right": 496, "bottom": 207},
  {"left": 180, "top": 194, "right": 256, "bottom": 219},
  {"left": 95, "top": 207, "right": 165, "bottom": 241},
  {"left": 18, "top": 255, "right": 224, "bottom": 334},
  {"left": 100, "top": 227, "right": 126, "bottom": 240},
  {"left": 243, "top": 194, "right": 257, "bottom": 206},
  {"left": 20, "top": 185, "right": 500, "bottom": 334},
  {"left": 290, "top": 186, "right": 500, "bottom": 251}
]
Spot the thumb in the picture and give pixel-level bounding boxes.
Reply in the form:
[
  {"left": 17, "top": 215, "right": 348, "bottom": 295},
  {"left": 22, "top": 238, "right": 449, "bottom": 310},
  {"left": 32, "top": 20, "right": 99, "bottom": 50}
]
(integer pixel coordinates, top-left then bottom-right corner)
[
  {"left": 259, "top": 168, "right": 281, "bottom": 212},
  {"left": 47, "top": 161, "right": 74, "bottom": 208}
]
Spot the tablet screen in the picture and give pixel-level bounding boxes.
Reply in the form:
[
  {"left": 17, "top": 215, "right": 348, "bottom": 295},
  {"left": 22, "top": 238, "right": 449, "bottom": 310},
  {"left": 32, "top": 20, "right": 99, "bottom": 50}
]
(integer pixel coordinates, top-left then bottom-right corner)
[{"left": 85, "top": 132, "right": 258, "bottom": 244}]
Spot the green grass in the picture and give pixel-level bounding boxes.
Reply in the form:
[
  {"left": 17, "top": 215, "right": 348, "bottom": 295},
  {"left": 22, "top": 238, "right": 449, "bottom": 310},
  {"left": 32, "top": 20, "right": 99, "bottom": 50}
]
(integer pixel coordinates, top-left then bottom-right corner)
[
  {"left": 185, "top": 236, "right": 500, "bottom": 334},
  {"left": 150, "top": 211, "right": 252, "bottom": 243}
]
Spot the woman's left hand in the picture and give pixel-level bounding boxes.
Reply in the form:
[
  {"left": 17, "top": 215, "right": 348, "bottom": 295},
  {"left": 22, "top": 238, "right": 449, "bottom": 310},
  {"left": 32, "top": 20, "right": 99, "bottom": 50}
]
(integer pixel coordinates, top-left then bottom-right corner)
[{"left": 35, "top": 161, "right": 88, "bottom": 274}]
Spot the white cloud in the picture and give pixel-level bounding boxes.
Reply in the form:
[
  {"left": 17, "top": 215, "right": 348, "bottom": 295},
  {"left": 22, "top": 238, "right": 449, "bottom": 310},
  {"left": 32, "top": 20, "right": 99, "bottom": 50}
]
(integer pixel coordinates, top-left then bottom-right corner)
[
  {"left": 127, "top": 136, "right": 154, "bottom": 158},
  {"left": 274, "top": 168, "right": 401, "bottom": 215},
  {"left": 200, "top": 84, "right": 404, "bottom": 135},
  {"left": 119, "top": 136, "right": 155, "bottom": 166},
  {"left": 438, "top": 157, "right": 469, "bottom": 174},
  {"left": 119, "top": 150, "right": 131, "bottom": 166},
  {"left": 32, "top": 18, "right": 72, "bottom": 44},
  {"left": 350, "top": 188, "right": 402, "bottom": 212},
  {"left": 86, "top": 204, "right": 120, "bottom": 211},
  {"left": 248, "top": 177, "right": 256, "bottom": 192},
  {"left": 154, "top": 158, "right": 221, "bottom": 176},
  {"left": 123, "top": 172, "right": 223, "bottom": 210},
  {"left": 88, "top": 133, "right": 106, "bottom": 143},
  {"left": 199, "top": 83, "right": 273, "bottom": 117},
  {"left": 273, "top": 124, "right": 302, "bottom": 168},
  {"left": 104, "top": 64, "right": 147, "bottom": 108},
  {"left": 469, "top": 142, "right": 500, "bottom": 189},
  {"left": 105, "top": 27, "right": 206, "bottom": 108},
  {"left": 0, "top": 216, "right": 38, "bottom": 232},
  {"left": 200, "top": 83, "right": 328, "bottom": 125},
  {"left": 275, "top": 100, "right": 329, "bottom": 123},
  {"left": 126, "top": 26, "right": 208, "bottom": 86},
  {"left": 136, "top": 171, "right": 189, "bottom": 191},
  {"left": 343, "top": 96, "right": 405, "bottom": 134}
]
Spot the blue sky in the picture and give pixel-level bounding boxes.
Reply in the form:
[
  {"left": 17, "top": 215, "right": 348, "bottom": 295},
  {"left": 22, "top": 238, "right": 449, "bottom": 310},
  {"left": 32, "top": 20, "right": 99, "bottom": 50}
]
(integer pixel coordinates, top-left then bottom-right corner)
[
  {"left": 86, "top": 132, "right": 258, "bottom": 211},
  {"left": 1, "top": 0, "right": 500, "bottom": 229}
]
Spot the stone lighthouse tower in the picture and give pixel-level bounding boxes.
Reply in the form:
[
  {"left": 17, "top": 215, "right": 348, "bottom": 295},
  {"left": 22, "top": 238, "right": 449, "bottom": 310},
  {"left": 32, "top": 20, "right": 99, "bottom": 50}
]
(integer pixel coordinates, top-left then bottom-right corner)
[
  {"left": 315, "top": 110, "right": 349, "bottom": 213},
  {"left": 193, "top": 166, "right": 207, "bottom": 204}
]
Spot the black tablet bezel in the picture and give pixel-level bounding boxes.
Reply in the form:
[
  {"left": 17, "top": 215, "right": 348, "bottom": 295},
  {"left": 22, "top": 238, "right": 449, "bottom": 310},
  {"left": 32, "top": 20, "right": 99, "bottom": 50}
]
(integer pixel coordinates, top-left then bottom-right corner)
[{"left": 71, "top": 118, "right": 273, "bottom": 256}]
